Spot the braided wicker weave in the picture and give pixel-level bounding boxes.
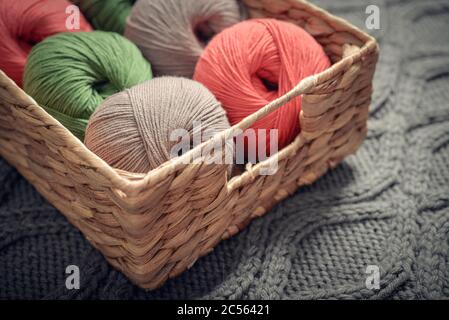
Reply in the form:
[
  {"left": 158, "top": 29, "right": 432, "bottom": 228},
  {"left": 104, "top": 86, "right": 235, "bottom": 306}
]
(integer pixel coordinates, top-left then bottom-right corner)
[{"left": 0, "top": 0, "right": 378, "bottom": 289}]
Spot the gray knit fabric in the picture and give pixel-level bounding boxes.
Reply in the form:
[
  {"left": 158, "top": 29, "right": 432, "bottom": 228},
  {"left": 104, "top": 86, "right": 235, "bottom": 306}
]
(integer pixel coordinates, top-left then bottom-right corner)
[{"left": 1, "top": 0, "right": 449, "bottom": 299}]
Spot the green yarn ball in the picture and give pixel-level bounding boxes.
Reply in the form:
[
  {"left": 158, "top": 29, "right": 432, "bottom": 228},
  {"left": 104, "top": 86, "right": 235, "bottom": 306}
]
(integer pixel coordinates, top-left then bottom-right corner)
[
  {"left": 24, "top": 31, "right": 152, "bottom": 140},
  {"left": 78, "top": 0, "right": 136, "bottom": 34}
]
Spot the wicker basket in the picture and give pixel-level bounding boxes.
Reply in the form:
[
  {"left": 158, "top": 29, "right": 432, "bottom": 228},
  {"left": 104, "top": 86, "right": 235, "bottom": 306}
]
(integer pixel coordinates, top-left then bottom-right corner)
[{"left": 0, "top": 0, "right": 378, "bottom": 289}]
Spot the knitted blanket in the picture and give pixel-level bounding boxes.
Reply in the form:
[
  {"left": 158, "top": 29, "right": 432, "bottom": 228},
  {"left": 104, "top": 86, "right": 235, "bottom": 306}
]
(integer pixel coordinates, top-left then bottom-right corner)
[{"left": 1, "top": 0, "right": 448, "bottom": 299}]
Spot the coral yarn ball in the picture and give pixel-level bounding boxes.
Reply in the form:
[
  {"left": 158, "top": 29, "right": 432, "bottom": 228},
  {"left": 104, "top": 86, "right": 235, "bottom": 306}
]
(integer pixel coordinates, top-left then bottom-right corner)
[
  {"left": 194, "top": 19, "right": 331, "bottom": 154},
  {"left": 0, "top": 0, "right": 92, "bottom": 87}
]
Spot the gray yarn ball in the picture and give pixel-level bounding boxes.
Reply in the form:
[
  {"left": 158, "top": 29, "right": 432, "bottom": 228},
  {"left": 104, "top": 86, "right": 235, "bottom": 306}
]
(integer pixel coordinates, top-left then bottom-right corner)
[
  {"left": 124, "top": 0, "right": 242, "bottom": 78},
  {"left": 84, "top": 77, "right": 232, "bottom": 173}
]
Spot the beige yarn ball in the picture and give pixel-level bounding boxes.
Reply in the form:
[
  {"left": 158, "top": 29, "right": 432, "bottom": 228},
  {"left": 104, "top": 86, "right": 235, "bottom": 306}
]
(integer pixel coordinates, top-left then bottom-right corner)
[
  {"left": 124, "top": 0, "right": 242, "bottom": 78},
  {"left": 84, "top": 77, "right": 232, "bottom": 173}
]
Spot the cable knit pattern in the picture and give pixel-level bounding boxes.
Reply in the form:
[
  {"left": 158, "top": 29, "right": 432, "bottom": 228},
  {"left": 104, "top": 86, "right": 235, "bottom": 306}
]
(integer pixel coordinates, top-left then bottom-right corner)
[{"left": 1, "top": 0, "right": 449, "bottom": 299}]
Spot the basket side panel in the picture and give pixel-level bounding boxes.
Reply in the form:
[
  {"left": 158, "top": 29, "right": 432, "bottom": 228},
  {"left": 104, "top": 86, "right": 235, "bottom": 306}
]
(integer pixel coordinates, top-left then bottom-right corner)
[
  {"left": 0, "top": 91, "right": 124, "bottom": 241},
  {"left": 220, "top": 0, "right": 379, "bottom": 236},
  {"left": 0, "top": 76, "right": 234, "bottom": 289}
]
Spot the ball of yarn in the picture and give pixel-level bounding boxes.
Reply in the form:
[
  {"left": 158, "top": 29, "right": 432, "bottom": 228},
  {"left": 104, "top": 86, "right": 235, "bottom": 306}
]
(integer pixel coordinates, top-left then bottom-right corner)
[
  {"left": 124, "top": 0, "right": 241, "bottom": 78},
  {"left": 24, "top": 31, "right": 152, "bottom": 140},
  {"left": 194, "top": 19, "right": 331, "bottom": 152},
  {"left": 85, "top": 77, "right": 231, "bottom": 173},
  {"left": 0, "top": 0, "right": 92, "bottom": 87},
  {"left": 78, "top": 0, "right": 135, "bottom": 34}
]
